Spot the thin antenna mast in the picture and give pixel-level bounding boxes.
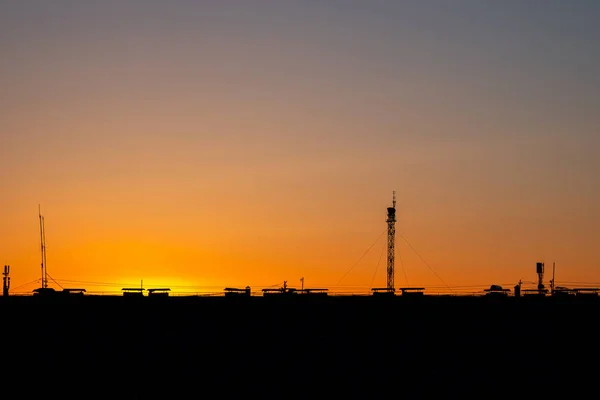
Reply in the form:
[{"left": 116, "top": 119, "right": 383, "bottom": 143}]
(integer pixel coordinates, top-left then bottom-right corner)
[
  {"left": 43, "top": 216, "right": 47, "bottom": 289},
  {"left": 39, "top": 205, "right": 48, "bottom": 289},
  {"left": 551, "top": 262, "right": 556, "bottom": 295}
]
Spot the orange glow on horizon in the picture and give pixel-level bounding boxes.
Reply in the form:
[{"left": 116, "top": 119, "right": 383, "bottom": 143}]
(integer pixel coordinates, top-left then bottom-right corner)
[{"left": 4, "top": 200, "right": 599, "bottom": 297}]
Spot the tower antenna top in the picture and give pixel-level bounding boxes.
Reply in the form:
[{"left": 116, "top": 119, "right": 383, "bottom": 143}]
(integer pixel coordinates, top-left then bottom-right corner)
[{"left": 392, "top": 191, "right": 396, "bottom": 209}]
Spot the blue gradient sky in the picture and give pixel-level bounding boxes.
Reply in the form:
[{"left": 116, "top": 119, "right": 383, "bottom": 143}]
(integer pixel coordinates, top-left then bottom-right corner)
[{"left": 1, "top": 0, "right": 599, "bottom": 293}]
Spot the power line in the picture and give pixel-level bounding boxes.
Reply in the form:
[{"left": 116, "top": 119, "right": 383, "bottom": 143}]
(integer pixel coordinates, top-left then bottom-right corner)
[
  {"left": 11, "top": 278, "right": 41, "bottom": 291},
  {"left": 47, "top": 273, "right": 63, "bottom": 289},
  {"left": 370, "top": 240, "right": 386, "bottom": 288},
  {"left": 337, "top": 228, "right": 387, "bottom": 286},
  {"left": 399, "top": 234, "right": 453, "bottom": 293},
  {"left": 398, "top": 249, "right": 409, "bottom": 287},
  {"left": 265, "top": 281, "right": 284, "bottom": 288}
]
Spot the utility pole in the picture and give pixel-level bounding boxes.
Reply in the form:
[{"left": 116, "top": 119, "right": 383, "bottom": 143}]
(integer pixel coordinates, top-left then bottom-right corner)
[
  {"left": 386, "top": 191, "right": 397, "bottom": 291},
  {"left": 2, "top": 265, "right": 9, "bottom": 296},
  {"left": 300, "top": 277, "right": 304, "bottom": 291}
]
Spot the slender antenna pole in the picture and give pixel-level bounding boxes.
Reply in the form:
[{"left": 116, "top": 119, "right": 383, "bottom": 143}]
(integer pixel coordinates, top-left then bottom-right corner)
[
  {"left": 43, "top": 216, "right": 47, "bottom": 289},
  {"left": 552, "top": 262, "right": 556, "bottom": 295},
  {"left": 39, "top": 205, "right": 46, "bottom": 289}
]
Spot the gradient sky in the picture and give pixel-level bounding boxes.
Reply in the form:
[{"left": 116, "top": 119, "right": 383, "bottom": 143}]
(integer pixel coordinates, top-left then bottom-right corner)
[{"left": 1, "top": 0, "right": 599, "bottom": 294}]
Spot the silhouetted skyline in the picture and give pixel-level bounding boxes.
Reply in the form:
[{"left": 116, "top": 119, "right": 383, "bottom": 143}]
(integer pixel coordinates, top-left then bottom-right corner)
[{"left": 1, "top": 1, "right": 599, "bottom": 293}]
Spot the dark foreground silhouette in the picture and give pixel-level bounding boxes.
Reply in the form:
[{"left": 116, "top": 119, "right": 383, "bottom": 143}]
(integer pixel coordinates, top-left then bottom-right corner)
[{"left": 1, "top": 294, "right": 598, "bottom": 397}]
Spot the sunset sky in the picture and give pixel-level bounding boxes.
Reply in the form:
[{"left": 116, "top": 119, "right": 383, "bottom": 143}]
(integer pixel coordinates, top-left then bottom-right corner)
[{"left": 1, "top": 0, "right": 599, "bottom": 295}]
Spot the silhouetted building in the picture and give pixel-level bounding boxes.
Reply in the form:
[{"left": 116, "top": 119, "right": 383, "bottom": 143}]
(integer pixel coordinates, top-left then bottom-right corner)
[
  {"left": 299, "top": 288, "right": 329, "bottom": 296},
  {"left": 148, "top": 288, "right": 170, "bottom": 297},
  {"left": 122, "top": 288, "right": 145, "bottom": 297},
  {"left": 484, "top": 285, "right": 511, "bottom": 297},
  {"left": 262, "top": 281, "right": 298, "bottom": 297},
  {"left": 224, "top": 287, "right": 251, "bottom": 297},
  {"left": 552, "top": 287, "right": 574, "bottom": 297},
  {"left": 399, "top": 287, "right": 425, "bottom": 296},
  {"left": 32, "top": 287, "right": 57, "bottom": 296},
  {"left": 523, "top": 289, "right": 548, "bottom": 297},
  {"left": 371, "top": 287, "right": 395, "bottom": 296},
  {"left": 573, "top": 288, "right": 599, "bottom": 297},
  {"left": 61, "top": 288, "right": 86, "bottom": 296},
  {"left": 262, "top": 287, "right": 298, "bottom": 297}
]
